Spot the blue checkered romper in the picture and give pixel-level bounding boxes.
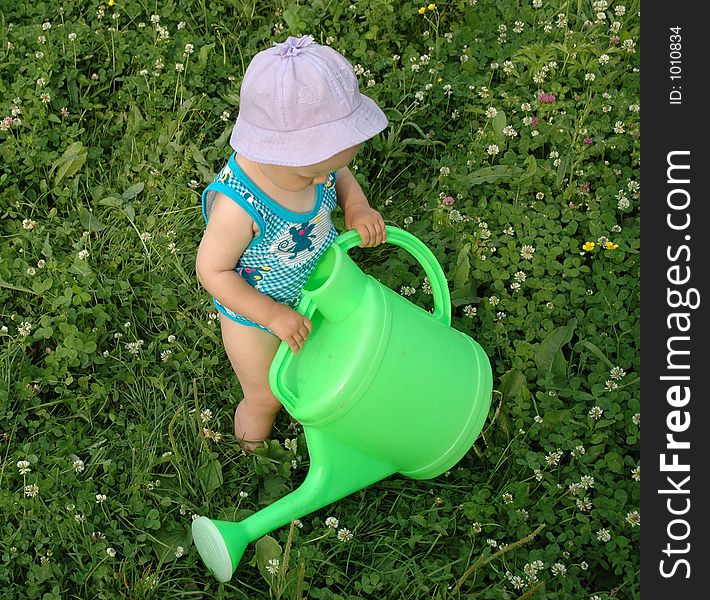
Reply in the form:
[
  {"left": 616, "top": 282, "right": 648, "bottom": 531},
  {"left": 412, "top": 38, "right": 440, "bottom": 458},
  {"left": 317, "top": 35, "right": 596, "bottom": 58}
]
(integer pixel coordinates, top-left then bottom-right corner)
[{"left": 201, "top": 153, "right": 339, "bottom": 330}]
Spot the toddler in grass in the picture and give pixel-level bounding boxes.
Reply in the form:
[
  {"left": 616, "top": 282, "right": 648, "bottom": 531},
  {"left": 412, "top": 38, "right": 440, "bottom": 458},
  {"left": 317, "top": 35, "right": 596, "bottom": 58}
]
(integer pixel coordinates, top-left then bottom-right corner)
[{"left": 195, "top": 35, "right": 388, "bottom": 450}]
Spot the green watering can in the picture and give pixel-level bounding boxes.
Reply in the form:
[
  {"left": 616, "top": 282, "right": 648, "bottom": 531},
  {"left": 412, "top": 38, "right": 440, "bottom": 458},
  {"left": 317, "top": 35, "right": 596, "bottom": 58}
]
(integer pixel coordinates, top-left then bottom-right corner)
[{"left": 192, "top": 226, "right": 493, "bottom": 582}]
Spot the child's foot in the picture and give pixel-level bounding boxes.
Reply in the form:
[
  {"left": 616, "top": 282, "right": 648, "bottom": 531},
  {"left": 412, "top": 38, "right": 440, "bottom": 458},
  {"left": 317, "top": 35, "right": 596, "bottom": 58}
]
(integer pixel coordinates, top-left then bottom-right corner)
[{"left": 237, "top": 437, "right": 268, "bottom": 453}]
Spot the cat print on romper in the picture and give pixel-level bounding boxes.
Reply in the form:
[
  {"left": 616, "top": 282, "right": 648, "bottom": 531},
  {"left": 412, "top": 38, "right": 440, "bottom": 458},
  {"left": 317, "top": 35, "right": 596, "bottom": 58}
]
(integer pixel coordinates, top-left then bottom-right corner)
[{"left": 271, "top": 203, "right": 334, "bottom": 268}]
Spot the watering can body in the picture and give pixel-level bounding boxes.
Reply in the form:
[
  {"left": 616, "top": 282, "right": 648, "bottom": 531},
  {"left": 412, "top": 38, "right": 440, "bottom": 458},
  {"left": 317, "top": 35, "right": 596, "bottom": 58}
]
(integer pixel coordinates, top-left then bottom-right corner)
[{"left": 192, "top": 227, "right": 493, "bottom": 582}]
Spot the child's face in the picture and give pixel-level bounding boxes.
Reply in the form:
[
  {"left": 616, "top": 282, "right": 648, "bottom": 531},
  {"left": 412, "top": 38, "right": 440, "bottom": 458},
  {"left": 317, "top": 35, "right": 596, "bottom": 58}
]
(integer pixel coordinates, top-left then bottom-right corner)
[{"left": 259, "top": 145, "right": 360, "bottom": 192}]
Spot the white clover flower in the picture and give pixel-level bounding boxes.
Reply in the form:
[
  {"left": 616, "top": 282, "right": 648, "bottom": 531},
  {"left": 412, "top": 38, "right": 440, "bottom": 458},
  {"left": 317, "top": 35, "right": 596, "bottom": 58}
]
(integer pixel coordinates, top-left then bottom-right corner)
[
  {"left": 579, "top": 475, "right": 594, "bottom": 490},
  {"left": 510, "top": 282, "right": 521, "bottom": 291},
  {"left": 400, "top": 286, "right": 416, "bottom": 298},
  {"left": 325, "top": 516, "right": 339, "bottom": 529},
  {"left": 613, "top": 121, "right": 625, "bottom": 134},
  {"left": 533, "top": 415, "right": 543, "bottom": 424},
  {"left": 520, "top": 245, "right": 535, "bottom": 260},
  {"left": 596, "top": 528, "right": 612, "bottom": 542},
  {"left": 463, "top": 305, "right": 477, "bottom": 318},
  {"left": 589, "top": 406, "right": 603, "bottom": 420},
  {"left": 486, "top": 538, "right": 498, "bottom": 548},
  {"left": 24, "top": 484, "right": 40, "bottom": 497},
  {"left": 631, "top": 465, "right": 640, "bottom": 481},
  {"left": 618, "top": 197, "right": 631, "bottom": 210},
  {"left": 551, "top": 563, "right": 567, "bottom": 576},
  {"left": 502, "top": 493, "right": 513, "bottom": 504},
  {"left": 534, "top": 469, "right": 543, "bottom": 481},
  {"left": 598, "top": 54, "right": 610, "bottom": 65},
  {"left": 17, "top": 460, "right": 31, "bottom": 475},
  {"left": 175, "top": 63, "right": 184, "bottom": 73},
  {"left": 95, "top": 493, "right": 107, "bottom": 503},
  {"left": 615, "top": 5, "right": 627, "bottom": 16},
  {"left": 626, "top": 510, "right": 640, "bottom": 527},
  {"left": 337, "top": 528, "right": 353, "bottom": 541},
  {"left": 487, "top": 144, "right": 500, "bottom": 156},
  {"left": 545, "top": 450, "right": 563, "bottom": 466},
  {"left": 576, "top": 496, "right": 592, "bottom": 511},
  {"left": 125, "top": 340, "right": 144, "bottom": 355},
  {"left": 604, "top": 380, "right": 619, "bottom": 391},
  {"left": 610, "top": 366, "right": 626, "bottom": 380},
  {"left": 533, "top": 0, "right": 542, "bottom": 7},
  {"left": 572, "top": 445, "right": 586, "bottom": 458},
  {"left": 18, "top": 321, "right": 33, "bottom": 336},
  {"left": 449, "top": 209, "right": 464, "bottom": 224},
  {"left": 106, "top": 547, "right": 116, "bottom": 557},
  {"left": 439, "top": 166, "right": 450, "bottom": 176},
  {"left": 485, "top": 107, "right": 497, "bottom": 118}
]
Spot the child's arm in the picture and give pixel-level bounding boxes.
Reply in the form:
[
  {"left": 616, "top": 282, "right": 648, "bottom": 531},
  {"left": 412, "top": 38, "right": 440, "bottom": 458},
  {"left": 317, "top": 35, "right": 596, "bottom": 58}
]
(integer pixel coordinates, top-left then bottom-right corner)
[
  {"left": 195, "top": 192, "right": 312, "bottom": 353},
  {"left": 335, "top": 167, "right": 386, "bottom": 247}
]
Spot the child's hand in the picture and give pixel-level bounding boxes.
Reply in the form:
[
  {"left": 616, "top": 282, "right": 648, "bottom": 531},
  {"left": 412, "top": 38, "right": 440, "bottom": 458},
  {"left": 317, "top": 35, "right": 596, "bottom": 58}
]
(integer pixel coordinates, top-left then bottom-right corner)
[
  {"left": 344, "top": 205, "right": 387, "bottom": 247},
  {"left": 265, "top": 302, "right": 313, "bottom": 354}
]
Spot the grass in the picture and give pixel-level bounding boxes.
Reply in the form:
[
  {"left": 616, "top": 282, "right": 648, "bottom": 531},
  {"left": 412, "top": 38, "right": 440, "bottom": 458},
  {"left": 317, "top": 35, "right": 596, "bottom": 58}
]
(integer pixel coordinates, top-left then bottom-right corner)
[{"left": 1, "top": 1, "right": 640, "bottom": 598}]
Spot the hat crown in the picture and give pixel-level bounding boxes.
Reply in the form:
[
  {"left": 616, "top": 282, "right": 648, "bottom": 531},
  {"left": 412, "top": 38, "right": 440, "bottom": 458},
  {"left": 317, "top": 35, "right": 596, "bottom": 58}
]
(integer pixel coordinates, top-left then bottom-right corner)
[{"left": 239, "top": 35, "right": 361, "bottom": 133}]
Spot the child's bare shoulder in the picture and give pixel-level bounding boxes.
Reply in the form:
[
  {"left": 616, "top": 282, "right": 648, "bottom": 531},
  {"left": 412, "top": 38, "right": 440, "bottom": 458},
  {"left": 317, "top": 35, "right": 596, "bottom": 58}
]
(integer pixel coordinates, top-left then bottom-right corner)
[{"left": 209, "top": 192, "right": 260, "bottom": 237}]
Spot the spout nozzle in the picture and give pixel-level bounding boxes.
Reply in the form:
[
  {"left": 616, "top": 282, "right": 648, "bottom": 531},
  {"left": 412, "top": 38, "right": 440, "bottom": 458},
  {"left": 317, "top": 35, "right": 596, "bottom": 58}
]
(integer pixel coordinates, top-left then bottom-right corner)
[{"left": 192, "top": 516, "right": 249, "bottom": 583}]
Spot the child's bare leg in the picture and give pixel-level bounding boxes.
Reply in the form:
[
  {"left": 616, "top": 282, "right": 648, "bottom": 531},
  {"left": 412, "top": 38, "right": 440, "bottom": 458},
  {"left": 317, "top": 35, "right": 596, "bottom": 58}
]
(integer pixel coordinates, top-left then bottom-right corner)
[{"left": 219, "top": 314, "right": 283, "bottom": 451}]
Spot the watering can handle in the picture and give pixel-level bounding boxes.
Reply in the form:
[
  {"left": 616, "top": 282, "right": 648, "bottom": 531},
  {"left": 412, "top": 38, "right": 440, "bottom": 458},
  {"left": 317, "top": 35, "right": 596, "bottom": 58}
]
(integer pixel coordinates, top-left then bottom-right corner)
[{"left": 336, "top": 226, "right": 451, "bottom": 326}]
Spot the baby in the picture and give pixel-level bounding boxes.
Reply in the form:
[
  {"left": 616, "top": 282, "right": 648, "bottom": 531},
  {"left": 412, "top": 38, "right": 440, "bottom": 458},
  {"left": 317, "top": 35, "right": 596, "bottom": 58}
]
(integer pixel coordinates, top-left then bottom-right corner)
[{"left": 195, "top": 35, "right": 388, "bottom": 450}]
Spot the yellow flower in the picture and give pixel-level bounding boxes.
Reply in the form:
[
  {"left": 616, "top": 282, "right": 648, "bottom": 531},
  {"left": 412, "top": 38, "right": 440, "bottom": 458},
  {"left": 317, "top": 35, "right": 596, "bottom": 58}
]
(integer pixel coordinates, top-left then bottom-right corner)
[
  {"left": 582, "top": 241, "right": 595, "bottom": 252},
  {"left": 108, "top": 0, "right": 116, "bottom": 5},
  {"left": 604, "top": 241, "right": 619, "bottom": 250},
  {"left": 428, "top": 3, "right": 437, "bottom": 9},
  {"left": 418, "top": 6, "right": 426, "bottom": 14}
]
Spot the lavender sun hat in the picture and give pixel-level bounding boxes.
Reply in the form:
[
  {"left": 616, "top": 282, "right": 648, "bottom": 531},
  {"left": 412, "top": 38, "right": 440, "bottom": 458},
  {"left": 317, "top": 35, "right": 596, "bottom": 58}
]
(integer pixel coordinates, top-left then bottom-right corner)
[{"left": 229, "top": 35, "right": 388, "bottom": 167}]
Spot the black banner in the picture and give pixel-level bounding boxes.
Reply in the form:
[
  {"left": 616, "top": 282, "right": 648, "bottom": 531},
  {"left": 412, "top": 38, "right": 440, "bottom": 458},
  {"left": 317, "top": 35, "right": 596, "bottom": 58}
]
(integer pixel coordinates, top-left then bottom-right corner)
[{"left": 643, "top": 3, "right": 708, "bottom": 596}]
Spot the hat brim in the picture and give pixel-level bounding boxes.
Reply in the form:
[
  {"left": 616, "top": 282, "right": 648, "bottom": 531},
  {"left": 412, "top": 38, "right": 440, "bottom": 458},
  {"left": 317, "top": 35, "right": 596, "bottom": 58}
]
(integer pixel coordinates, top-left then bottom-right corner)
[{"left": 230, "top": 94, "right": 388, "bottom": 167}]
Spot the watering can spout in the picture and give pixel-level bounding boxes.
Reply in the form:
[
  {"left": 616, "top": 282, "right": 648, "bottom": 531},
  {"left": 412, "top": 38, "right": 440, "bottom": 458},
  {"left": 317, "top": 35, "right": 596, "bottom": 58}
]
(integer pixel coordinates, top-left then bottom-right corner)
[
  {"left": 192, "top": 429, "right": 397, "bottom": 583},
  {"left": 301, "top": 242, "right": 367, "bottom": 323}
]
